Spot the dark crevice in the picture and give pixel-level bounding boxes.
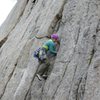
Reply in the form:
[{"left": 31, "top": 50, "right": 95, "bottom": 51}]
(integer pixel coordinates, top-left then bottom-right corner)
[
  {"left": 76, "top": 26, "right": 80, "bottom": 44},
  {"left": 0, "top": 61, "right": 18, "bottom": 99},
  {"left": 18, "top": 10, "right": 25, "bottom": 21},
  {"left": 96, "top": 19, "right": 100, "bottom": 33},
  {"left": 0, "top": 40, "right": 31, "bottom": 99},
  {"left": 74, "top": 5, "right": 100, "bottom": 100},
  {"left": 25, "top": 89, "right": 31, "bottom": 100},
  {"left": 37, "top": 1, "right": 65, "bottom": 39},
  {"left": 31, "top": 0, "right": 38, "bottom": 9},
  {"left": 75, "top": 20, "right": 81, "bottom": 45},
  {"left": 35, "top": 14, "right": 40, "bottom": 24},
  {"left": 15, "top": 39, "right": 35, "bottom": 100},
  {"left": 75, "top": 26, "right": 97, "bottom": 100},
  {"left": 52, "top": 64, "right": 69, "bottom": 99},
  {"left": 68, "top": 65, "right": 78, "bottom": 100},
  {"left": 0, "top": 35, "right": 8, "bottom": 48},
  {"left": 89, "top": 48, "right": 95, "bottom": 65},
  {"left": 68, "top": 73, "right": 87, "bottom": 100},
  {"left": 27, "top": 0, "right": 30, "bottom": 4},
  {"left": 53, "top": 13, "right": 63, "bottom": 32},
  {"left": 32, "top": 0, "right": 38, "bottom": 4},
  {"left": 75, "top": 77, "right": 82, "bottom": 100},
  {"left": 79, "top": 73, "right": 88, "bottom": 100},
  {"left": 67, "top": 16, "right": 99, "bottom": 100},
  {"left": 74, "top": 72, "right": 88, "bottom": 100},
  {"left": 76, "top": 35, "right": 97, "bottom": 100},
  {"left": 47, "top": 12, "right": 63, "bottom": 36},
  {"left": 52, "top": 54, "right": 76, "bottom": 100},
  {"left": 24, "top": 65, "right": 40, "bottom": 100},
  {"left": 41, "top": 80, "right": 47, "bottom": 100},
  {"left": 24, "top": 88, "right": 31, "bottom": 100},
  {"left": 76, "top": 22, "right": 98, "bottom": 100},
  {"left": 60, "top": 19, "right": 83, "bottom": 100},
  {"left": 34, "top": 11, "right": 63, "bottom": 39},
  {"left": 36, "top": 1, "right": 66, "bottom": 39},
  {"left": 15, "top": 63, "right": 17, "bottom": 66},
  {"left": 75, "top": 73, "right": 87, "bottom": 100},
  {"left": 88, "top": 33, "right": 97, "bottom": 66},
  {"left": 67, "top": 22, "right": 97, "bottom": 100},
  {"left": 74, "top": 35, "right": 96, "bottom": 100},
  {"left": 96, "top": 28, "right": 100, "bottom": 33},
  {"left": 83, "top": 27, "right": 90, "bottom": 38},
  {"left": 25, "top": 0, "right": 38, "bottom": 20}
]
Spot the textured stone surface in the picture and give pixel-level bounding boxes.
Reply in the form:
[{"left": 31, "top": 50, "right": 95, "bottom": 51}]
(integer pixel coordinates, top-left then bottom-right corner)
[{"left": 0, "top": 0, "right": 100, "bottom": 100}]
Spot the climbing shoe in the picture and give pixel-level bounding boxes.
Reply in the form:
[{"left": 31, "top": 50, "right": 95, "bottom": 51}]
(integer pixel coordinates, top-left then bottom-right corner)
[
  {"left": 36, "top": 74, "right": 43, "bottom": 81},
  {"left": 42, "top": 74, "right": 48, "bottom": 80}
]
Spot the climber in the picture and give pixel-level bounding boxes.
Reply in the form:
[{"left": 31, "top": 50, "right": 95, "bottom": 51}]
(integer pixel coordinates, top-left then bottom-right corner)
[
  {"left": 34, "top": 33, "right": 59, "bottom": 62},
  {"left": 34, "top": 33, "right": 60, "bottom": 80}
]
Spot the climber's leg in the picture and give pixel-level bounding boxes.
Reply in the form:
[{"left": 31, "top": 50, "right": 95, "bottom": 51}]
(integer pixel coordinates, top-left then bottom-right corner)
[{"left": 36, "top": 62, "right": 50, "bottom": 80}]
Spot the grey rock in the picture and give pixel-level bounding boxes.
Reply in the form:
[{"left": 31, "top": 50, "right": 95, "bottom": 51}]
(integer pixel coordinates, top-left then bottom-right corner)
[{"left": 0, "top": 0, "right": 100, "bottom": 100}]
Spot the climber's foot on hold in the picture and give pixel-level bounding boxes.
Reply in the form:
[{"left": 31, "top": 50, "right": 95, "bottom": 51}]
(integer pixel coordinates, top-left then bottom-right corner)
[
  {"left": 42, "top": 74, "right": 48, "bottom": 80},
  {"left": 36, "top": 74, "right": 43, "bottom": 81}
]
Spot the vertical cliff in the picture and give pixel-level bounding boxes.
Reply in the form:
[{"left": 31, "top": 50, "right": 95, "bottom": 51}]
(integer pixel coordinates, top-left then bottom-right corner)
[{"left": 0, "top": 0, "right": 100, "bottom": 100}]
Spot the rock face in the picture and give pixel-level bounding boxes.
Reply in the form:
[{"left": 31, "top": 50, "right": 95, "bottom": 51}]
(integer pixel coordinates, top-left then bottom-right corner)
[{"left": 0, "top": 0, "right": 100, "bottom": 100}]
